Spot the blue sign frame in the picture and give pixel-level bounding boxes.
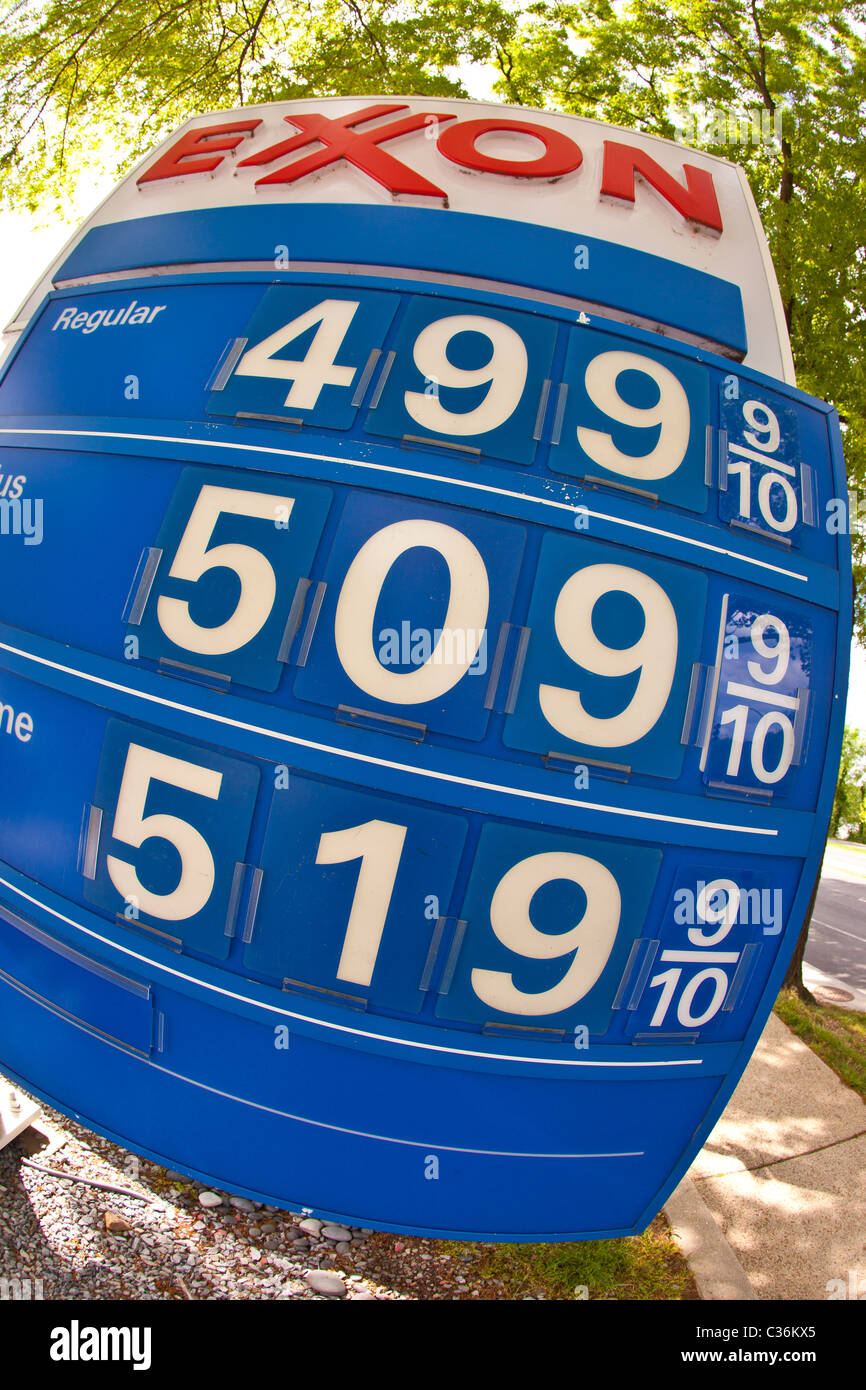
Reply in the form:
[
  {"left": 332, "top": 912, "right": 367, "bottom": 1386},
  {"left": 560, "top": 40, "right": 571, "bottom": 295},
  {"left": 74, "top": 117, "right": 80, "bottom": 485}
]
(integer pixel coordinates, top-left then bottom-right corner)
[{"left": 0, "top": 224, "right": 850, "bottom": 1240}]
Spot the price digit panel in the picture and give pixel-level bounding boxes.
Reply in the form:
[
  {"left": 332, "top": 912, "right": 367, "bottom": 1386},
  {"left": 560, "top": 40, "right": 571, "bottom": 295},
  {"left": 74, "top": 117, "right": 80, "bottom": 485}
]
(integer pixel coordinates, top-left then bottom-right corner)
[
  {"left": 132, "top": 469, "right": 333, "bottom": 692},
  {"left": 0, "top": 275, "right": 842, "bottom": 565},
  {"left": 207, "top": 285, "right": 399, "bottom": 430},
  {"left": 0, "top": 443, "right": 837, "bottom": 813},
  {"left": 0, "top": 668, "right": 808, "bottom": 1050},
  {"left": 501, "top": 533, "right": 709, "bottom": 778}
]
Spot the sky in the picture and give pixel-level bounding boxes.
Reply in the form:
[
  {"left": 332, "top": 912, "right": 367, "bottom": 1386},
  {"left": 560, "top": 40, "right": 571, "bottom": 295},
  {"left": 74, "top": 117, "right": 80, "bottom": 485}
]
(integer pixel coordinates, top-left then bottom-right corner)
[{"left": 0, "top": 191, "right": 862, "bottom": 731}]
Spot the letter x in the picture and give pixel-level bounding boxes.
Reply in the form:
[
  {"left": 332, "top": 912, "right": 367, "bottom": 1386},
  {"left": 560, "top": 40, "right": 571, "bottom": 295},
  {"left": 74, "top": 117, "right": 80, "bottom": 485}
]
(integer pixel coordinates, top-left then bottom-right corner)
[{"left": 238, "top": 103, "right": 456, "bottom": 196}]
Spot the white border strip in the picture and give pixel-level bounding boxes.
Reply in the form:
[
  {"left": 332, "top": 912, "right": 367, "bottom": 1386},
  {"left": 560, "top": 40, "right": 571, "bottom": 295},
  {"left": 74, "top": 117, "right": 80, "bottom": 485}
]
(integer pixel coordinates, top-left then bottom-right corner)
[
  {"left": 0, "top": 427, "right": 808, "bottom": 582},
  {"left": 0, "top": 872, "right": 701, "bottom": 1070},
  {"left": 699, "top": 593, "right": 729, "bottom": 773},
  {"left": 149, "top": 1061, "right": 645, "bottom": 1157},
  {"left": 0, "top": 635, "right": 777, "bottom": 837}
]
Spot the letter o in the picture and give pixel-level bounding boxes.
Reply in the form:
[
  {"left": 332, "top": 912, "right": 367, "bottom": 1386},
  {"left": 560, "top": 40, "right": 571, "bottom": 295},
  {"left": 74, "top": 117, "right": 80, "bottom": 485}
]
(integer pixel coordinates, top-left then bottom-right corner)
[
  {"left": 437, "top": 118, "right": 583, "bottom": 178},
  {"left": 334, "top": 519, "right": 489, "bottom": 704}
]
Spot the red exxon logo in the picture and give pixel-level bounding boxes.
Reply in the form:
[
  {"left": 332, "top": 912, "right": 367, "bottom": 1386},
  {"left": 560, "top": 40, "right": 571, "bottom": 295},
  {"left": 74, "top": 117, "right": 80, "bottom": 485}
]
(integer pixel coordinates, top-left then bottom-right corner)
[{"left": 137, "top": 103, "right": 723, "bottom": 235}]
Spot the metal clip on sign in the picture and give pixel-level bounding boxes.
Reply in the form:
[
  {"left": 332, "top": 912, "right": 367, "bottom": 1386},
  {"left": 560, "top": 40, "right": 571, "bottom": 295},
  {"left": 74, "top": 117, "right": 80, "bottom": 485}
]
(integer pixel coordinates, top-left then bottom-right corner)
[{"left": 0, "top": 97, "right": 849, "bottom": 1240}]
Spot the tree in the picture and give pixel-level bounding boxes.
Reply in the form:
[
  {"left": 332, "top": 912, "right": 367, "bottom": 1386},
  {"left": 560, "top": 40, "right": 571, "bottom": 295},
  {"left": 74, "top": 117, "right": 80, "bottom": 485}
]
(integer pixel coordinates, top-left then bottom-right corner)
[
  {"left": 482, "top": 0, "right": 866, "bottom": 625},
  {"left": 829, "top": 724, "right": 866, "bottom": 839},
  {"left": 0, "top": 0, "right": 487, "bottom": 215},
  {"left": 474, "top": 0, "right": 865, "bottom": 998}
]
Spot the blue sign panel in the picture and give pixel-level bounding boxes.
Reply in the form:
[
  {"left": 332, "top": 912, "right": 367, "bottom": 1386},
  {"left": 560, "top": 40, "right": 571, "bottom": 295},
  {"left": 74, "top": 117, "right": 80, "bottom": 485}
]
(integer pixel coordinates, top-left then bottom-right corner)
[
  {"left": 207, "top": 284, "right": 399, "bottom": 430},
  {"left": 701, "top": 594, "right": 812, "bottom": 798},
  {"left": 719, "top": 388, "right": 808, "bottom": 541},
  {"left": 246, "top": 776, "right": 468, "bottom": 1015},
  {"left": 435, "top": 821, "right": 661, "bottom": 1033},
  {"left": 0, "top": 109, "right": 850, "bottom": 1243},
  {"left": 502, "top": 533, "right": 708, "bottom": 778},
  {"left": 292, "top": 490, "right": 526, "bottom": 739},
  {"left": 365, "top": 294, "right": 557, "bottom": 465},
  {"left": 132, "top": 467, "right": 333, "bottom": 692},
  {"left": 551, "top": 327, "right": 710, "bottom": 514},
  {"left": 85, "top": 720, "right": 261, "bottom": 960}
]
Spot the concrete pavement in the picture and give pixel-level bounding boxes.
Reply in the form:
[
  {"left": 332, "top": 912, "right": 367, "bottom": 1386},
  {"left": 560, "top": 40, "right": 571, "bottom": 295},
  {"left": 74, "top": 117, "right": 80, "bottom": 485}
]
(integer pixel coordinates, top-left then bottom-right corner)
[
  {"left": 662, "top": 839, "right": 866, "bottom": 1301},
  {"left": 671, "top": 1012, "right": 866, "bottom": 1300}
]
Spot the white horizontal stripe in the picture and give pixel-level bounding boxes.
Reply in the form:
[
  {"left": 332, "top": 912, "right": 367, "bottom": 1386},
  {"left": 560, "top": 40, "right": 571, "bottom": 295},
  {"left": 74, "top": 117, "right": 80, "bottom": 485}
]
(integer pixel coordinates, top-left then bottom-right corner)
[
  {"left": 0, "top": 635, "right": 778, "bottom": 838},
  {"left": 660, "top": 950, "right": 740, "bottom": 963},
  {"left": 725, "top": 681, "right": 799, "bottom": 709},
  {"left": 150, "top": 1062, "right": 645, "bottom": 1158},
  {"left": 810, "top": 918, "right": 866, "bottom": 944},
  {"left": 0, "top": 872, "right": 702, "bottom": 1069},
  {"left": 699, "top": 593, "right": 729, "bottom": 773},
  {"left": 51, "top": 258, "right": 737, "bottom": 358},
  {"left": 728, "top": 442, "right": 796, "bottom": 475},
  {"left": 0, "top": 427, "right": 809, "bottom": 582}
]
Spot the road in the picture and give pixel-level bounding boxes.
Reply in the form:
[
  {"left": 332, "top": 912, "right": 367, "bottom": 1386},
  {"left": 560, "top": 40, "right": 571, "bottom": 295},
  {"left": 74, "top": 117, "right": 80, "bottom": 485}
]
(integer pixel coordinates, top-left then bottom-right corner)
[{"left": 807, "top": 841, "right": 866, "bottom": 993}]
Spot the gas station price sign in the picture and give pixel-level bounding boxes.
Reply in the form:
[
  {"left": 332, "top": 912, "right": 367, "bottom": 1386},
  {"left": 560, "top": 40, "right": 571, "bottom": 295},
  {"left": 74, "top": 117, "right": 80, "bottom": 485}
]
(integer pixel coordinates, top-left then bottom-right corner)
[{"left": 0, "top": 98, "right": 849, "bottom": 1240}]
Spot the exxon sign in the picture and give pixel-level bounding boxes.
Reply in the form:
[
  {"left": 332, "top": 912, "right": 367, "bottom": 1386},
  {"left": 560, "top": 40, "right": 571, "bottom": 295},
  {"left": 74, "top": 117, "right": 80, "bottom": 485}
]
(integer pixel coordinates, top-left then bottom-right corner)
[{"left": 0, "top": 98, "right": 849, "bottom": 1240}]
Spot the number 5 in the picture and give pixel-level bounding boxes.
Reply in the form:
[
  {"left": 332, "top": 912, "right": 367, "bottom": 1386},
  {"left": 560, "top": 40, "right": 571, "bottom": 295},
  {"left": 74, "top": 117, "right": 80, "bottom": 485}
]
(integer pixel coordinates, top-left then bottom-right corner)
[
  {"left": 157, "top": 484, "right": 295, "bottom": 656},
  {"left": 106, "top": 743, "right": 221, "bottom": 921}
]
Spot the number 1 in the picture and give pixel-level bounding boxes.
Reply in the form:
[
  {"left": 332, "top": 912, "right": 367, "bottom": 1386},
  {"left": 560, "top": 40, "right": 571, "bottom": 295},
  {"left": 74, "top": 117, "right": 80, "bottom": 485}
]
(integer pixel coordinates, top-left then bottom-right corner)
[{"left": 316, "top": 819, "right": 407, "bottom": 987}]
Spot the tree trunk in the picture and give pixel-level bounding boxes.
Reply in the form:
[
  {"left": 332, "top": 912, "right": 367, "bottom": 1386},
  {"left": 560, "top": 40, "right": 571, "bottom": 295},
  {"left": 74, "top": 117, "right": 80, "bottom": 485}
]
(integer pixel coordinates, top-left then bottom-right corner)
[{"left": 781, "top": 864, "right": 820, "bottom": 1001}]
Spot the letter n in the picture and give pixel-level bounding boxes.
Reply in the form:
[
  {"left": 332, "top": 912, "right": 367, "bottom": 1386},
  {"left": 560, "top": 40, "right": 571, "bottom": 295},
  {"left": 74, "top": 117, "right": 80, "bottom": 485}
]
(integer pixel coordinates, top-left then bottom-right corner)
[{"left": 601, "top": 141, "right": 723, "bottom": 233}]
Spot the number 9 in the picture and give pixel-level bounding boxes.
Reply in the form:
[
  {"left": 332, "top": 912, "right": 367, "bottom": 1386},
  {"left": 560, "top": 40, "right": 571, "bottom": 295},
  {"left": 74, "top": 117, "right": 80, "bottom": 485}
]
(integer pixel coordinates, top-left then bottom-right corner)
[
  {"left": 404, "top": 314, "right": 528, "bottom": 436},
  {"left": 743, "top": 400, "right": 780, "bottom": 453},
  {"left": 539, "top": 563, "right": 678, "bottom": 748},
  {"left": 747, "top": 614, "right": 790, "bottom": 686},
  {"left": 471, "top": 851, "right": 621, "bottom": 1015},
  {"left": 688, "top": 879, "right": 740, "bottom": 947},
  {"left": 577, "top": 350, "right": 691, "bottom": 481}
]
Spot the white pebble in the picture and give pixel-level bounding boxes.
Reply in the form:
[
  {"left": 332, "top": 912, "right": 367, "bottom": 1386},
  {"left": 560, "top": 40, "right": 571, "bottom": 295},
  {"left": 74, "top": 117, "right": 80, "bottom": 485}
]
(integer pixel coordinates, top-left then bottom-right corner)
[{"left": 304, "top": 1270, "right": 347, "bottom": 1298}]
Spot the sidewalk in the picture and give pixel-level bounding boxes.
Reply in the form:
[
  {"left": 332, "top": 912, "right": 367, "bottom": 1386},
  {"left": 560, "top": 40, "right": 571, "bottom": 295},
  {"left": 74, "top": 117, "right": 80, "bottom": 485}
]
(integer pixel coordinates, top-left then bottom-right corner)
[{"left": 667, "top": 994, "right": 866, "bottom": 1301}]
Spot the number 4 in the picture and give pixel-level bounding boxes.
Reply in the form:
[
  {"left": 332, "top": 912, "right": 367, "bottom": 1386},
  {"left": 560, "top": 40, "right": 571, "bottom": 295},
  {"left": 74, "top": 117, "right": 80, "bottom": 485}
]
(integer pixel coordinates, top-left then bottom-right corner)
[{"left": 234, "top": 299, "right": 360, "bottom": 409}]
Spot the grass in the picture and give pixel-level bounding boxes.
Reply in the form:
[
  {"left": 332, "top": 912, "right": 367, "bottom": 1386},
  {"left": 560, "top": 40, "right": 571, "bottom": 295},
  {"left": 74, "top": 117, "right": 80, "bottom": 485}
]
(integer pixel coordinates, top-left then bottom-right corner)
[
  {"left": 774, "top": 989, "right": 866, "bottom": 1102},
  {"left": 445, "top": 1215, "right": 696, "bottom": 1300}
]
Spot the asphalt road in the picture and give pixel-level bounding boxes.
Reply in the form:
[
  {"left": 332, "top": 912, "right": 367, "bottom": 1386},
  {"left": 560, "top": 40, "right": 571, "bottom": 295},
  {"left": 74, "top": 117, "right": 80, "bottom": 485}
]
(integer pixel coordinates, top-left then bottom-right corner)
[{"left": 807, "top": 841, "right": 866, "bottom": 993}]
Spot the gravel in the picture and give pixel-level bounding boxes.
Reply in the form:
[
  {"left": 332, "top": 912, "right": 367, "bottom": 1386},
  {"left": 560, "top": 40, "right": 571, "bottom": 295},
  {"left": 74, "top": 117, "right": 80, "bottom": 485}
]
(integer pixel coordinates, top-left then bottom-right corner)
[{"left": 0, "top": 1079, "right": 513, "bottom": 1301}]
